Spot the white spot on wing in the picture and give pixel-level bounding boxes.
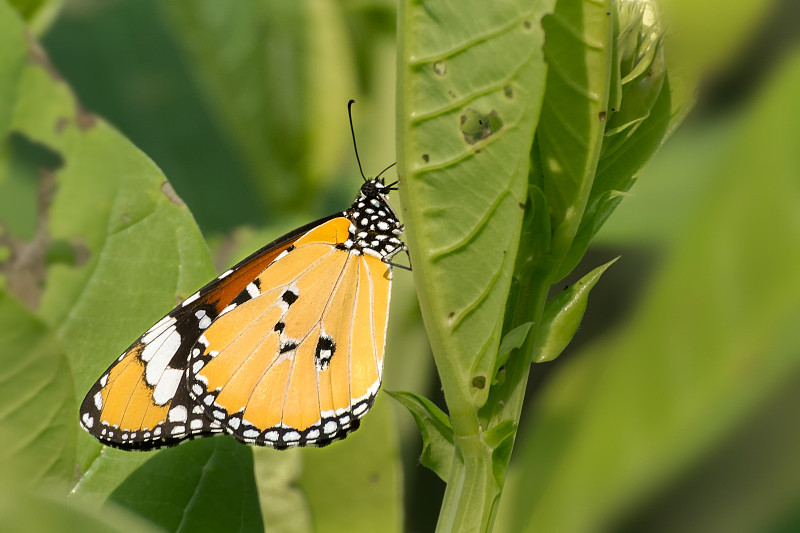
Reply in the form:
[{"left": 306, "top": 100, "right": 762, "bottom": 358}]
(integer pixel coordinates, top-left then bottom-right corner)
[
  {"left": 283, "top": 431, "right": 301, "bottom": 442},
  {"left": 144, "top": 328, "right": 181, "bottom": 385},
  {"left": 142, "top": 316, "right": 176, "bottom": 345},
  {"left": 195, "top": 309, "right": 212, "bottom": 330},
  {"left": 218, "top": 269, "right": 234, "bottom": 279},
  {"left": 93, "top": 391, "right": 103, "bottom": 410},
  {"left": 246, "top": 282, "right": 260, "bottom": 299},
  {"left": 168, "top": 405, "right": 188, "bottom": 423},
  {"left": 82, "top": 413, "right": 94, "bottom": 428},
  {"left": 152, "top": 368, "right": 182, "bottom": 405},
  {"left": 182, "top": 291, "right": 200, "bottom": 307}
]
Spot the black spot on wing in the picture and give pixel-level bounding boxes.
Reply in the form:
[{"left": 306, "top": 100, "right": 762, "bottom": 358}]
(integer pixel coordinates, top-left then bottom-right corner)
[
  {"left": 314, "top": 335, "right": 336, "bottom": 370},
  {"left": 280, "top": 340, "right": 298, "bottom": 354},
  {"left": 282, "top": 289, "right": 299, "bottom": 306}
]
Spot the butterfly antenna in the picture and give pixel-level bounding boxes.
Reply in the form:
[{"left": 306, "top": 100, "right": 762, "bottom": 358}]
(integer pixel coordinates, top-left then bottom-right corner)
[
  {"left": 375, "top": 162, "right": 397, "bottom": 182},
  {"left": 348, "top": 99, "right": 367, "bottom": 182}
]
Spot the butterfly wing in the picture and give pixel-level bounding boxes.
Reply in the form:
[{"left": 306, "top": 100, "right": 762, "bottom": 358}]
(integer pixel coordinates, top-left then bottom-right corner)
[
  {"left": 187, "top": 217, "right": 392, "bottom": 448},
  {"left": 79, "top": 215, "right": 337, "bottom": 450}
]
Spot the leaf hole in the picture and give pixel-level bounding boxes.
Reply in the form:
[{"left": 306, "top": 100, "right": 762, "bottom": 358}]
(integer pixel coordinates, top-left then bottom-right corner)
[
  {"left": 433, "top": 61, "right": 447, "bottom": 76},
  {"left": 460, "top": 109, "right": 503, "bottom": 145}
]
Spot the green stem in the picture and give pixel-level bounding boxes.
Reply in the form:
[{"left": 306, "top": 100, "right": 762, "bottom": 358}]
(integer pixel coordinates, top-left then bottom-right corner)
[{"left": 436, "top": 434, "right": 498, "bottom": 533}]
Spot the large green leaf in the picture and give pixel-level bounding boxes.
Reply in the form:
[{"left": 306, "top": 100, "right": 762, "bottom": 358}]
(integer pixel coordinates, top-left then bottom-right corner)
[
  {"left": 499, "top": 49, "right": 800, "bottom": 533},
  {"left": 398, "top": 0, "right": 551, "bottom": 423},
  {"left": 0, "top": 485, "right": 164, "bottom": 533},
  {"left": 398, "top": 2, "right": 553, "bottom": 530},
  {"left": 0, "top": 0, "right": 214, "bottom": 469},
  {"left": 0, "top": 288, "right": 75, "bottom": 487},
  {"left": 108, "top": 437, "right": 263, "bottom": 533},
  {"left": 0, "top": 7, "right": 264, "bottom": 520}
]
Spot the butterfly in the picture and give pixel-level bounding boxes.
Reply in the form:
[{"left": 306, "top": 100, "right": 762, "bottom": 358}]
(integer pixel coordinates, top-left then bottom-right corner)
[{"left": 79, "top": 101, "right": 407, "bottom": 450}]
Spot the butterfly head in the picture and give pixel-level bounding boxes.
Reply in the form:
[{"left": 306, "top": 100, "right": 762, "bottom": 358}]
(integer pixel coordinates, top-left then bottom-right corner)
[
  {"left": 344, "top": 177, "right": 406, "bottom": 262},
  {"left": 359, "top": 177, "right": 397, "bottom": 200}
]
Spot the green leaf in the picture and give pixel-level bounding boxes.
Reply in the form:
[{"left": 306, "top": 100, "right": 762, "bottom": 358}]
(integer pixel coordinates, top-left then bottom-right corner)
[
  {"left": 556, "top": 0, "right": 671, "bottom": 278},
  {"left": 494, "top": 321, "right": 533, "bottom": 377},
  {"left": 535, "top": 0, "right": 612, "bottom": 270},
  {"left": 251, "top": 449, "right": 312, "bottom": 533},
  {"left": 161, "top": 0, "right": 356, "bottom": 212},
  {"left": 0, "top": 486, "right": 164, "bottom": 533},
  {"left": 484, "top": 419, "right": 517, "bottom": 487},
  {"left": 0, "top": 4, "right": 217, "bottom": 478},
  {"left": 6, "top": 0, "right": 62, "bottom": 35},
  {"left": 108, "top": 437, "right": 263, "bottom": 532},
  {"left": 0, "top": 288, "right": 75, "bottom": 487},
  {"left": 299, "top": 396, "right": 403, "bottom": 533},
  {"left": 71, "top": 447, "right": 152, "bottom": 506},
  {"left": 500, "top": 49, "right": 800, "bottom": 533},
  {"left": 532, "top": 258, "right": 617, "bottom": 363},
  {"left": 387, "top": 390, "right": 454, "bottom": 483},
  {"left": 399, "top": 0, "right": 552, "bottom": 420}
]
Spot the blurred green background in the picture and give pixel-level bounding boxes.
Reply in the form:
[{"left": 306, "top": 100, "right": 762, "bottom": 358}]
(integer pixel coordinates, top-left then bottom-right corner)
[{"left": 2, "top": 0, "right": 800, "bottom": 531}]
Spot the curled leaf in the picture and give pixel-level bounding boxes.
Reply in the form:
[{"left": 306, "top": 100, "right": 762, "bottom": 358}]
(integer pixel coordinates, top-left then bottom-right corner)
[
  {"left": 533, "top": 258, "right": 618, "bottom": 363},
  {"left": 386, "top": 391, "right": 453, "bottom": 482}
]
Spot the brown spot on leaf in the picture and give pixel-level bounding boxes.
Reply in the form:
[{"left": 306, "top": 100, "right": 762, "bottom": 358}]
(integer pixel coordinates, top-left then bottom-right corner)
[
  {"left": 161, "top": 182, "right": 185, "bottom": 207},
  {"left": 472, "top": 376, "right": 486, "bottom": 389},
  {"left": 422, "top": 154, "right": 429, "bottom": 163},
  {"left": 55, "top": 117, "right": 70, "bottom": 134},
  {"left": 75, "top": 102, "right": 97, "bottom": 131},
  {"left": 26, "top": 33, "right": 62, "bottom": 83},
  {"left": 0, "top": 169, "right": 58, "bottom": 310},
  {"left": 598, "top": 111, "right": 607, "bottom": 122}
]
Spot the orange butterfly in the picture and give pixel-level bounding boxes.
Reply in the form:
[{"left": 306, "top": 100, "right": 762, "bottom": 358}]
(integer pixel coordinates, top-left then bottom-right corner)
[{"left": 79, "top": 102, "right": 407, "bottom": 450}]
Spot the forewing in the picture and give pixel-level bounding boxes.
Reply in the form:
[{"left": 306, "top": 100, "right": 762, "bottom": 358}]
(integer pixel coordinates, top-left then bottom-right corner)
[{"left": 78, "top": 219, "right": 317, "bottom": 450}]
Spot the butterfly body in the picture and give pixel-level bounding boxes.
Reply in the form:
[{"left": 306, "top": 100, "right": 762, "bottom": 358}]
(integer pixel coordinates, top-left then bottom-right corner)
[{"left": 79, "top": 179, "right": 405, "bottom": 450}]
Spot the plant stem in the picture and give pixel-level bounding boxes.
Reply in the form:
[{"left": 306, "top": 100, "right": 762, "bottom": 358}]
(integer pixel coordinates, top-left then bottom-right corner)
[{"left": 436, "top": 434, "right": 498, "bottom": 533}]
